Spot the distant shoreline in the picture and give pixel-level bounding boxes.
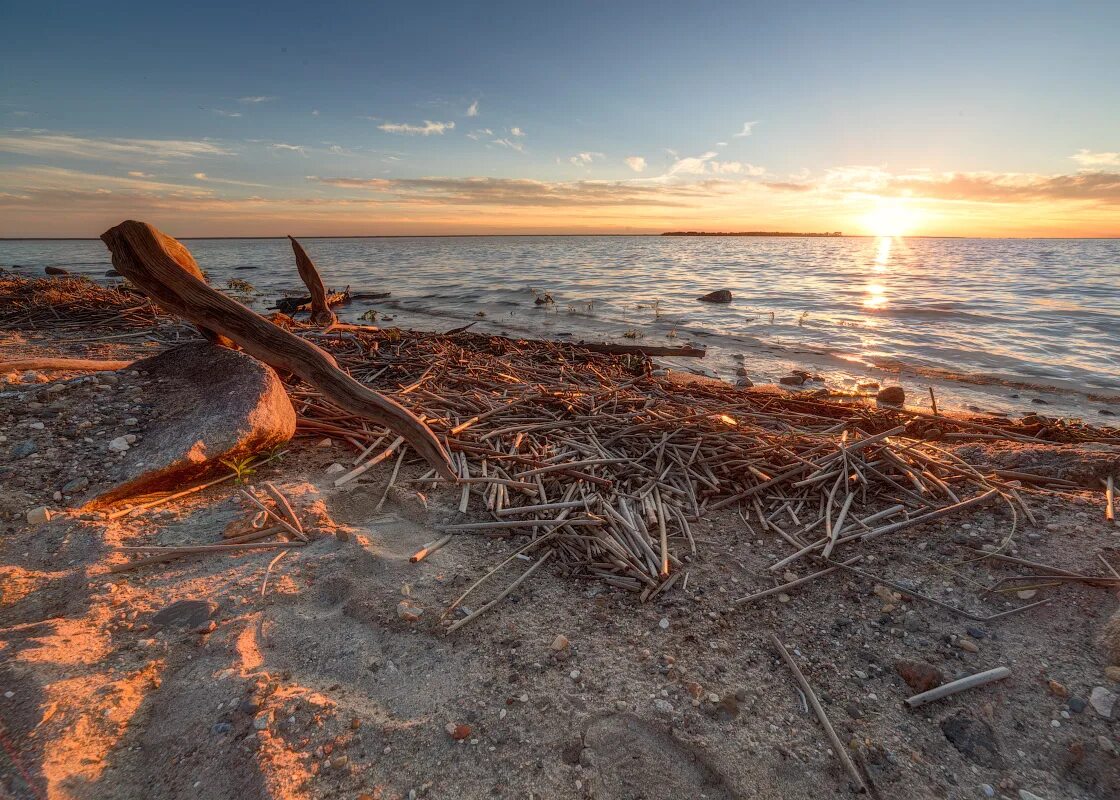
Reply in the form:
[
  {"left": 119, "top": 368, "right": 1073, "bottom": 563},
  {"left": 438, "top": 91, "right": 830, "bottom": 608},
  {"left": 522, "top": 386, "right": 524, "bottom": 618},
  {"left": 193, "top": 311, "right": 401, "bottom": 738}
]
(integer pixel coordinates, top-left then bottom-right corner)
[
  {"left": 661, "top": 230, "right": 843, "bottom": 237},
  {"left": 1, "top": 234, "right": 1117, "bottom": 241}
]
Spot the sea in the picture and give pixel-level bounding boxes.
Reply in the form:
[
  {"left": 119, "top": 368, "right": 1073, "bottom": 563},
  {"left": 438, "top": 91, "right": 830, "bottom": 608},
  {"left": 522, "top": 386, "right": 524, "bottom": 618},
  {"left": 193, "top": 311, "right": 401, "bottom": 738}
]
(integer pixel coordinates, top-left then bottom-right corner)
[{"left": 2, "top": 235, "right": 1118, "bottom": 420}]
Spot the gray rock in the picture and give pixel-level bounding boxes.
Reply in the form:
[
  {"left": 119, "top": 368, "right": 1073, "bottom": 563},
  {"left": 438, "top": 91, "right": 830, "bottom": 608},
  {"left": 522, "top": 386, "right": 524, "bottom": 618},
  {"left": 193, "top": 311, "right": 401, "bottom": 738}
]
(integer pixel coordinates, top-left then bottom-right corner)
[
  {"left": 152, "top": 599, "right": 218, "bottom": 630},
  {"left": 90, "top": 343, "right": 295, "bottom": 504},
  {"left": 11, "top": 440, "right": 37, "bottom": 459},
  {"left": 1068, "top": 696, "right": 1086, "bottom": 713},
  {"left": 61, "top": 476, "right": 90, "bottom": 494},
  {"left": 940, "top": 714, "right": 1002, "bottom": 767},
  {"left": 697, "top": 289, "right": 732, "bottom": 303},
  {"left": 1089, "top": 686, "right": 1116, "bottom": 718},
  {"left": 779, "top": 375, "right": 805, "bottom": 386},
  {"left": 44, "top": 266, "right": 70, "bottom": 275}
]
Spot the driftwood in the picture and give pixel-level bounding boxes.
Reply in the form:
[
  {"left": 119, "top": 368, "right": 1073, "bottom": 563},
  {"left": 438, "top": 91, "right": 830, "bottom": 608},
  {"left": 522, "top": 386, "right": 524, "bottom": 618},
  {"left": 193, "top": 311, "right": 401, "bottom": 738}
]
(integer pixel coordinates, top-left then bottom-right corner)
[
  {"left": 100, "top": 220, "right": 455, "bottom": 479},
  {"left": 287, "top": 236, "right": 337, "bottom": 326},
  {"left": 271, "top": 291, "right": 351, "bottom": 316},
  {"left": 576, "top": 342, "right": 706, "bottom": 358}
]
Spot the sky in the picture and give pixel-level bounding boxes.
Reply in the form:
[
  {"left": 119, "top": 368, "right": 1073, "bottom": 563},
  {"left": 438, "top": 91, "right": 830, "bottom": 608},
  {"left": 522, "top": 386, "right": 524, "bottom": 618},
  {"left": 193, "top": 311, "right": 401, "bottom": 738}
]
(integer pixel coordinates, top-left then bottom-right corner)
[{"left": 1, "top": 0, "right": 1118, "bottom": 237}]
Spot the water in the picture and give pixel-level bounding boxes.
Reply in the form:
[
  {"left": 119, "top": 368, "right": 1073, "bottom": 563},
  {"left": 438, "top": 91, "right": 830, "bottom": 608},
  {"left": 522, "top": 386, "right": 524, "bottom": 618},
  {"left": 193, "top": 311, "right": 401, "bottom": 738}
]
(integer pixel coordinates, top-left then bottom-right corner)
[{"left": 3, "top": 235, "right": 1118, "bottom": 419}]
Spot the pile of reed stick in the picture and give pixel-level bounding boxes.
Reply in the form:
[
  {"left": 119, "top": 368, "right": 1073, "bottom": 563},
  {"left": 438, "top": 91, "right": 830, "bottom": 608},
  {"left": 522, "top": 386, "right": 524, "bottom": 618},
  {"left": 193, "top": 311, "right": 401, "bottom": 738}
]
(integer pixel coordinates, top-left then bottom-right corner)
[{"left": 285, "top": 326, "right": 1080, "bottom": 599}]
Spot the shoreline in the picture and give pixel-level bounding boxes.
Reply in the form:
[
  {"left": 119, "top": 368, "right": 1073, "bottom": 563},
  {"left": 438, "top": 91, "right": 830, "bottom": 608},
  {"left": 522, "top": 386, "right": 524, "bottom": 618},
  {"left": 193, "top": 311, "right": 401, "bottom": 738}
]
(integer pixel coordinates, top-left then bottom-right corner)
[{"left": 2, "top": 271, "right": 1120, "bottom": 798}]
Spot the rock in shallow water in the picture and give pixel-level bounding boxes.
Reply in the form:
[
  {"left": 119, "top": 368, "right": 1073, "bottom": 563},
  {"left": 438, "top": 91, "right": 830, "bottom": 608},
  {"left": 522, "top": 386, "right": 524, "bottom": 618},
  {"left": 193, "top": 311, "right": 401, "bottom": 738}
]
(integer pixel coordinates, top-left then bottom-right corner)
[
  {"left": 876, "top": 386, "right": 906, "bottom": 404},
  {"left": 697, "top": 289, "right": 732, "bottom": 303},
  {"left": 89, "top": 343, "right": 295, "bottom": 505}
]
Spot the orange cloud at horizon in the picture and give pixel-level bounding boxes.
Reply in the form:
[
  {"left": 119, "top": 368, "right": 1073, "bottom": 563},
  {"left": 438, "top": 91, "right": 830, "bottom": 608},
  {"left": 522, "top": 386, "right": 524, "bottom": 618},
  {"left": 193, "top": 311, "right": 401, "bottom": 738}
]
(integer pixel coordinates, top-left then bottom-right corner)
[{"left": 1, "top": 164, "right": 1117, "bottom": 238}]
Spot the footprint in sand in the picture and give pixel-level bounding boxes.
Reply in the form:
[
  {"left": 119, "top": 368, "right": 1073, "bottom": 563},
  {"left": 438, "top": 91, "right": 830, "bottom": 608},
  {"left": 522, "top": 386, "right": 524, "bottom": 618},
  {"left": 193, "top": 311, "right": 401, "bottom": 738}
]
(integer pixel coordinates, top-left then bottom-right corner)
[{"left": 582, "top": 713, "right": 737, "bottom": 800}]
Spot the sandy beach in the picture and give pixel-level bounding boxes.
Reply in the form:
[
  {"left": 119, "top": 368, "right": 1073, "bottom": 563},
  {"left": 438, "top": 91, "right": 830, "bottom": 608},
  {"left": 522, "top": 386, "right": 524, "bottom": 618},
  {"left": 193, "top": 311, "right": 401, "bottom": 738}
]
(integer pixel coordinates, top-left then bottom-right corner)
[{"left": 3, "top": 269, "right": 1120, "bottom": 800}]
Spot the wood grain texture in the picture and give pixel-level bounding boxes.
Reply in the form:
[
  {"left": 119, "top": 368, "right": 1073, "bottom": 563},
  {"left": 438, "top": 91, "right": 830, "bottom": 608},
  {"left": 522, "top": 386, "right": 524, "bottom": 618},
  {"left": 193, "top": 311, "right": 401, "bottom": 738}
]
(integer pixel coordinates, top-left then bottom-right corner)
[
  {"left": 100, "top": 220, "right": 455, "bottom": 479},
  {"left": 288, "top": 235, "right": 337, "bottom": 326}
]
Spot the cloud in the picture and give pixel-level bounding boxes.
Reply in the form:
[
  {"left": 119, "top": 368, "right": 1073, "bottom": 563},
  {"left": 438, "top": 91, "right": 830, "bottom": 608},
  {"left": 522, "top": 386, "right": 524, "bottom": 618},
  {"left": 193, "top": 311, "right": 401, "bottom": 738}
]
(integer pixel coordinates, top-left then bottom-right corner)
[
  {"left": 193, "top": 172, "right": 268, "bottom": 187},
  {"left": 467, "top": 128, "right": 494, "bottom": 140},
  {"left": 0, "top": 130, "right": 234, "bottom": 162},
  {"left": 1070, "top": 149, "right": 1120, "bottom": 168},
  {"left": 766, "top": 165, "right": 1120, "bottom": 204},
  {"left": 733, "top": 121, "right": 758, "bottom": 138},
  {"left": 377, "top": 120, "right": 455, "bottom": 136},
  {"left": 238, "top": 96, "right": 274, "bottom": 104},
  {"left": 128, "top": 171, "right": 152, "bottom": 178},
  {"left": 312, "top": 109, "right": 320, "bottom": 116},
  {"left": 624, "top": 156, "right": 647, "bottom": 173},
  {"left": 715, "top": 141, "right": 728, "bottom": 147},
  {"left": 212, "top": 109, "right": 242, "bottom": 118},
  {"left": 269, "top": 143, "right": 307, "bottom": 156},
  {"left": 466, "top": 100, "right": 479, "bottom": 117},
  {"left": 711, "top": 161, "right": 766, "bottom": 176},
  {"left": 492, "top": 138, "right": 525, "bottom": 153},
  {"left": 666, "top": 151, "right": 719, "bottom": 176},
  {"left": 569, "top": 152, "right": 604, "bottom": 167},
  {"left": 307, "top": 174, "right": 735, "bottom": 208},
  {"left": 510, "top": 127, "right": 526, "bottom": 137}
]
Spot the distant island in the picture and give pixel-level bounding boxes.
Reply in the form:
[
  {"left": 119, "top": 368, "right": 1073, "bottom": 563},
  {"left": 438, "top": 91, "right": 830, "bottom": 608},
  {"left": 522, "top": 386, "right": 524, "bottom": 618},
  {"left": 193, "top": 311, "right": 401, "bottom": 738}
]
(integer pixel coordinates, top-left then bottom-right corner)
[{"left": 661, "top": 230, "right": 843, "bottom": 237}]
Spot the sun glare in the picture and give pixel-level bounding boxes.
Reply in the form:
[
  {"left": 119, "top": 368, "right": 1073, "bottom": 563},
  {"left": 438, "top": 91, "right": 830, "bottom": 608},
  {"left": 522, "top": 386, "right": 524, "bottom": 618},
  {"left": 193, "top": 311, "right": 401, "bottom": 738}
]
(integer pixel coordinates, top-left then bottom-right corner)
[{"left": 861, "top": 200, "right": 921, "bottom": 237}]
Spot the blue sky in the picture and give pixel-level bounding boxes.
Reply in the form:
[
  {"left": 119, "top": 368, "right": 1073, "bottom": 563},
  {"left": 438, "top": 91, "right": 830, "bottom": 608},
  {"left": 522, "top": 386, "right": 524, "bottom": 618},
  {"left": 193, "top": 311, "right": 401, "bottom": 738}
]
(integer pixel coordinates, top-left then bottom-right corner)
[{"left": 1, "top": 1, "right": 1118, "bottom": 236}]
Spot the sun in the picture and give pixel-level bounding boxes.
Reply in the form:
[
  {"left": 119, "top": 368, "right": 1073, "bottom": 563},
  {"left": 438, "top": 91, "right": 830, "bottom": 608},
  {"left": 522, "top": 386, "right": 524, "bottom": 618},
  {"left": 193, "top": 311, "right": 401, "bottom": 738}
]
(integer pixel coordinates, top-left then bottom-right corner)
[{"left": 861, "top": 200, "right": 922, "bottom": 237}]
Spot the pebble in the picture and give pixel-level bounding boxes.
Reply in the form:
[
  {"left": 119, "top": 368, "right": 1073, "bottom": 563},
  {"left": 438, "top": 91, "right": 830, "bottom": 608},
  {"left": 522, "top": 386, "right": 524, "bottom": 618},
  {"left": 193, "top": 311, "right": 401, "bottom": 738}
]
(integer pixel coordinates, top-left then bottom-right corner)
[
  {"left": 28, "top": 421, "right": 45, "bottom": 430},
  {"left": 957, "top": 638, "right": 980, "bottom": 653},
  {"left": 445, "top": 723, "right": 471, "bottom": 740},
  {"left": 11, "top": 441, "right": 37, "bottom": 459},
  {"left": 895, "top": 659, "right": 945, "bottom": 692},
  {"left": 1047, "top": 679, "right": 1068, "bottom": 698},
  {"left": 108, "top": 436, "right": 130, "bottom": 452},
  {"left": 658, "top": 617, "right": 669, "bottom": 630},
  {"left": 26, "top": 506, "right": 51, "bottom": 525},
  {"left": 325, "top": 462, "right": 345, "bottom": 475},
  {"left": 1016, "top": 589, "right": 1038, "bottom": 600},
  {"left": 212, "top": 722, "right": 233, "bottom": 734},
  {"left": 397, "top": 600, "right": 423, "bottom": 622},
  {"left": 253, "top": 712, "right": 271, "bottom": 730},
  {"left": 1104, "top": 666, "right": 1120, "bottom": 683},
  {"left": 652, "top": 698, "right": 674, "bottom": 713},
  {"left": 62, "top": 476, "right": 89, "bottom": 494},
  {"left": 876, "top": 386, "right": 905, "bottom": 404},
  {"left": 1089, "top": 686, "right": 1116, "bottom": 718},
  {"left": 980, "top": 784, "right": 995, "bottom": 798},
  {"left": 550, "top": 634, "right": 570, "bottom": 651},
  {"left": 1068, "top": 696, "right": 1086, "bottom": 713}
]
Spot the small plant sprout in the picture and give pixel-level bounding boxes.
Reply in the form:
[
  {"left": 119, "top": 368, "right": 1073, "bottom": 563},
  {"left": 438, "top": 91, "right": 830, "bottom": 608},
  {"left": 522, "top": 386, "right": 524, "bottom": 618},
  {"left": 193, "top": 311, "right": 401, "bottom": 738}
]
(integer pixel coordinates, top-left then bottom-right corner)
[{"left": 221, "top": 455, "right": 257, "bottom": 483}]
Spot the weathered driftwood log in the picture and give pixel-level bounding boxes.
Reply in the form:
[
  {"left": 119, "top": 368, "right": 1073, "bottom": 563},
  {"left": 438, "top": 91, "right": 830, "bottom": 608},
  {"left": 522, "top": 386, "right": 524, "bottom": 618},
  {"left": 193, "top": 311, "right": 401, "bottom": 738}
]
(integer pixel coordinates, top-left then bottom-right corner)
[
  {"left": 100, "top": 220, "right": 455, "bottom": 479},
  {"left": 1, "top": 357, "right": 135, "bottom": 372},
  {"left": 288, "top": 236, "right": 337, "bottom": 326},
  {"left": 575, "top": 342, "right": 706, "bottom": 358},
  {"left": 271, "top": 290, "right": 350, "bottom": 316}
]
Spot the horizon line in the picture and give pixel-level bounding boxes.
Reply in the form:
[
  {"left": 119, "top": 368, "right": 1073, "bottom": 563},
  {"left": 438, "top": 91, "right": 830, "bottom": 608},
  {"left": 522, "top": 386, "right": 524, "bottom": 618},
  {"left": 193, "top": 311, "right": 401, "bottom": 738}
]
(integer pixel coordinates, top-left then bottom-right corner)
[{"left": 2, "top": 234, "right": 1118, "bottom": 241}]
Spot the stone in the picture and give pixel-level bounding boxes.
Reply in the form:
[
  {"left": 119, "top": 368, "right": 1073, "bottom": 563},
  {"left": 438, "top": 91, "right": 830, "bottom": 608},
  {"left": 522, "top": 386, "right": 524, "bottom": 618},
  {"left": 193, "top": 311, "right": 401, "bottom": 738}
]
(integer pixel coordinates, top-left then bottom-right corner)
[
  {"left": 61, "top": 476, "right": 89, "bottom": 494},
  {"left": 1068, "top": 696, "right": 1087, "bottom": 713},
  {"left": 876, "top": 386, "right": 906, "bottom": 405},
  {"left": 779, "top": 375, "right": 805, "bottom": 386},
  {"left": 253, "top": 711, "right": 271, "bottom": 731},
  {"left": 89, "top": 344, "right": 296, "bottom": 505},
  {"left": 1089, "top": 686, "right": 1116, "bottom": 718},
  {"left": 735, "top": 377, "right": 754, "bottom": 388},
  {"left": 397, "top": 600, "right": 423, "bottom": 622},
  {"left": 957, "top": 638, "right": 980, "bottom": 653},
  {"left": 325, "top": 463, "right": 346, "bottom": 475},
  {"left": 108, "top": 436, "right": 131, "bottom": 452},
  {"left": 11, "top": 440, "right": 37, "bottom": 459},
  {"left": 550, "top": 634, "right": 570, "bottom": 651},
  {"left": 1104, "top": 665, "right": 1120, "bottom": 683},
  {"left": 44, "top": 266, "right": 70, "bottom": 275},
  {"left": 735, "top": 367, "right": 749, "bottom": 377},
  {"left": 152, "top": 599, "right": 218, "bottom": 631},
  {"left": 445, "top": 723, "right": 471, "bottom": 740},
  {"left": 940, "top": 714, "right": 1002, "bottom": 767},
  {"left": 658, "top": 617, "right": 670, "bottom": 630},
  {"left": 212, "top": 722, "right": 233, "bottom": 734},
  {"left": 26, "top": 506, "right": 51, "bottom": 525},
  {"left": 652, "top": 698, "right": 674, "bottom": 713},
  {"left": 1047, "top": 679, "right": 1068, "bottom": 698},
  {"left": 895, "top": 659, "right": 945, "bottom": 693},
  {"left": 1017, "top": 589, "right": 1038, "bottom": 600},
  {"left": 697, "top": 289, "right": 732, "bottom": 303}
]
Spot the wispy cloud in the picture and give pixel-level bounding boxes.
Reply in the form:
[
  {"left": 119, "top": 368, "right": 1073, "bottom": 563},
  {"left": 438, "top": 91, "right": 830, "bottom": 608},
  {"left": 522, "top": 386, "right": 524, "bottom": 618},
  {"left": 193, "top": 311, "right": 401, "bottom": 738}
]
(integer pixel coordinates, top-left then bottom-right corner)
[
  {"left": 467, "top": 128, "right": 494, "bottom": 141},
  {"left": 466, "top": 100, "right": 479, "bottom": 117},
  {"left": 307, "top": 174, "right": 734, "bottom": 207},
  {"left": 377, "top": 120, "right": 455, "bottom": 136},
  {"left": 733, "top": 121, "right": 758, "bottom": 138},
  {"left": 212, "top": 109, "right": 242, "bottom": 118},
  {"left": 238, "top": 96, "right": 274, "bottom": 104},
  {"left": 625, "top": 156, "right": 647, "bottom": 173},
  {"left": 0, "top": 130, "right": 233, "bottom": 162},
  {"left": 510, "top": 127, "right": 526, "bottom": 137},
  {"left": 128, "top": 171, "right": 152, "bottom": 178},
  {"left": 663, "top": 151, "right": 763, "bottom": 178},
  {"left": 569, "top": 152, "right": 604, "bottom": 167},
  {"left": 193, "top": 172, "right": 268, "bottom": 187},
  {"left": 1070, "top": 149, "right": 1120, "bottom": 168},
  {"left": 269, "top": 143, "right": 307, "bottom": 156},
  {"left": 665, "top": 151, "right": 719, "bottom": 176},
  {"left": 492, "top": 138, "right": 525, "bottom": 153}
]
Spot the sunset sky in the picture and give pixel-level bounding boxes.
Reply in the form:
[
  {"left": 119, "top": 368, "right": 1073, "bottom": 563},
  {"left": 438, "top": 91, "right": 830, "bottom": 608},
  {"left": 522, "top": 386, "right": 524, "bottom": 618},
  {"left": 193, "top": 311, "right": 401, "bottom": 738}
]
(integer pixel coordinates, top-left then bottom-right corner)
[{"left": 1, "top": 1, "right": 1117, "bottom": 238}]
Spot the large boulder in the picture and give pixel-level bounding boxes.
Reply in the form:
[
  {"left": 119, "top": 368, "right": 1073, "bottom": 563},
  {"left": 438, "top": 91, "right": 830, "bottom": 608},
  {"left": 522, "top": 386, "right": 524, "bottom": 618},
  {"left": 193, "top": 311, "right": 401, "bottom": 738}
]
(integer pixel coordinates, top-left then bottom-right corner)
[
  {"left": 697, "top": 289, "right": 733, "bottom": 303},
  {"left": 91, "top": 343, "right": 295, "bottom": 504}
]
